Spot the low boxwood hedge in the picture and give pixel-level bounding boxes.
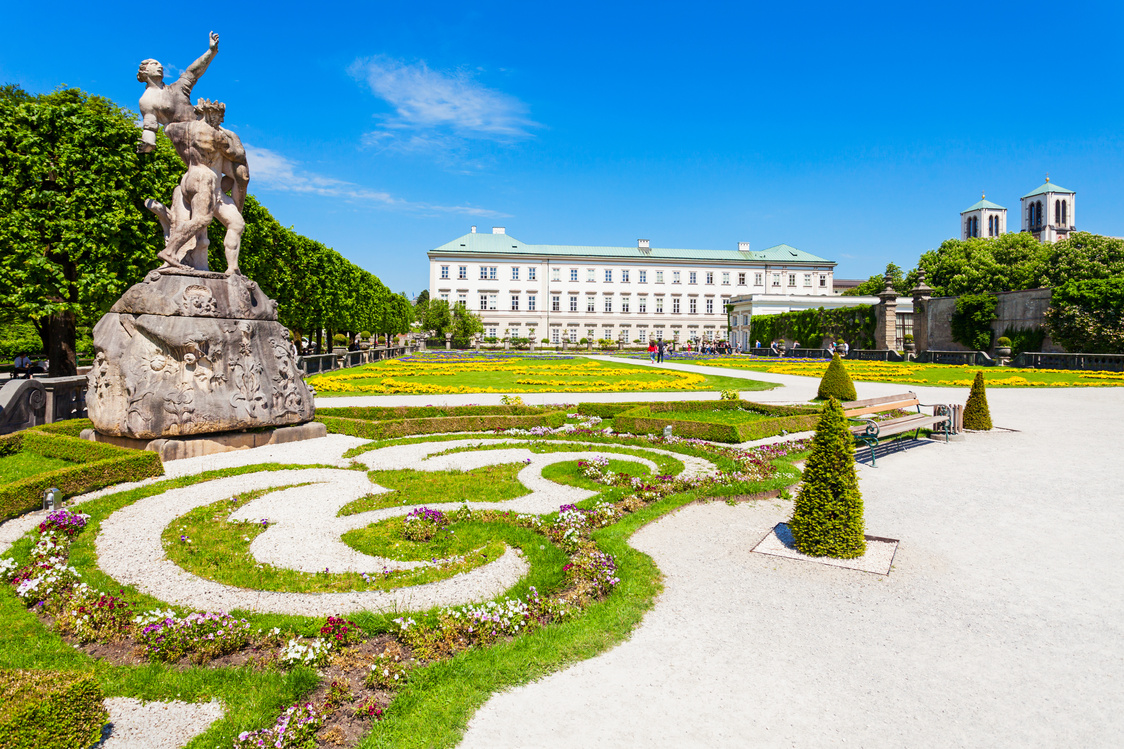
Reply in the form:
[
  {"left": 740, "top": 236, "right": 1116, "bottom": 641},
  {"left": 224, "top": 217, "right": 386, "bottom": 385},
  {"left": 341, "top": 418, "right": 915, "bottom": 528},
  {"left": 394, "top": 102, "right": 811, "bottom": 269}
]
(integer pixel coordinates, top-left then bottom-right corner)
[
  {"left": 612, "top": 400, "right": 822, "bottom": 443},
  {"left": 318, "top": 404, "right": 550, "bottom": 421},
  {"left": 0, "top": 669, "right": 107, "bottom": 749},
  {"left": 319, "top": 410, "right": 568, "bottom": 441},
  {"left": 0, "top": 431, "right": 164, "bottom": 522}
]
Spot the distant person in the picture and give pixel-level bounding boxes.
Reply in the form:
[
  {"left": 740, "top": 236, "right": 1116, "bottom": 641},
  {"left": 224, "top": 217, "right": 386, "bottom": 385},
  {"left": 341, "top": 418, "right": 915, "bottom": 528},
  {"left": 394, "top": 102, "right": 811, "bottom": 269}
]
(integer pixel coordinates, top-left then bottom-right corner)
[
  {"left": 12, "top": 353, "right": 32, "bottom": 379},
  {"left": 826, "top": 340, "right": 835, "bottom": 355},
  {"left": 839, "top": 340, "right": 850, "bottom": 357},
  {"left": 755, "top": 340, "right": 761, "bottom": 349},
  {"left": 656, "top": 339, "right": 665, "bottom": 363},
  {"left": 647, "top": 341, "right": 656, "bottom": 362},
  {"left": 769, "top": 340, "right": 779, "bottom": 356}
]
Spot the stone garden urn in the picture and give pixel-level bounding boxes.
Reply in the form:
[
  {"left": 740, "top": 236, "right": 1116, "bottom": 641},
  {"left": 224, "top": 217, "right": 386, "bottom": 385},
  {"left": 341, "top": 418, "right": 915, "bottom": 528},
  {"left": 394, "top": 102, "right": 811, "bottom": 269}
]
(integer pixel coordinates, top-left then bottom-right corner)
[{"left": 445, "top": 332, "right": 452, "bottom": 350}]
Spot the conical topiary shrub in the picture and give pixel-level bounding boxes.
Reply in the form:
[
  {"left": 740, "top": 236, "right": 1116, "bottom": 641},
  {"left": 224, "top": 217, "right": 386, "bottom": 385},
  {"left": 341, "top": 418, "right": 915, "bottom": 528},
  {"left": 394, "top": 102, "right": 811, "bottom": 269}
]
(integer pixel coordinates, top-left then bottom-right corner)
[
  {"left": 962, "top": 370, "right": 993, "bottom": 430},
  {"left": 789, "top": 398, "right": 866, "bottom": 558},
  {"left": 817, "top": 354, "right": 858, "bottom": 402}
]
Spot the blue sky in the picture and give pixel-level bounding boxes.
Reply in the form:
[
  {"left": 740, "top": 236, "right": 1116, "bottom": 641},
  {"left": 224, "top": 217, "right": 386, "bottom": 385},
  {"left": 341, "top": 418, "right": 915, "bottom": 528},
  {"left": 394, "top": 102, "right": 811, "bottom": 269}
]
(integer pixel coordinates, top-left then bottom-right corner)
[{"left": 3, "top": 1, "right": 1122, "bottom": 295}]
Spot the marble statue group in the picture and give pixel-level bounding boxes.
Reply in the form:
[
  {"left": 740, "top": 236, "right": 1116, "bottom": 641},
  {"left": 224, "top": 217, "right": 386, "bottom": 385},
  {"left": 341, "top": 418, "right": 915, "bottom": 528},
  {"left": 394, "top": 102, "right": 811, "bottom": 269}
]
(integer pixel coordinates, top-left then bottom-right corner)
[{"left": 84, "top": 33, "right": 317, "bottom": 447}]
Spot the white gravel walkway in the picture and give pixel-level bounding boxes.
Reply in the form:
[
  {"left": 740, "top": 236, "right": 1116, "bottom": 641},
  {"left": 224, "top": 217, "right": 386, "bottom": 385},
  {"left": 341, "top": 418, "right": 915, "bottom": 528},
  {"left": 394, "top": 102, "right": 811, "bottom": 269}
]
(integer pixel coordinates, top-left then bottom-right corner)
[
  {"left": 457, "top": 386, "right": 1124, "bottom": 748},
  {"left": 96, "top": 468, "right": 529, "bottom": 616},
  {"left": 92, "top": 698, "right": 223, "bottom": 749}
]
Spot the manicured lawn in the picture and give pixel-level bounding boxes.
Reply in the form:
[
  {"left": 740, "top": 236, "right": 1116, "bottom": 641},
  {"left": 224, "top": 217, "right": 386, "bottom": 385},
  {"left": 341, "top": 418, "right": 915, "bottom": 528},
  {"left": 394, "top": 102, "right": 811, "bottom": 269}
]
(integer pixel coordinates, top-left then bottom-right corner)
[
  {"left": 691, "top": 357, "right": 1124, "bottom": 388},
  {"left": 0, "top": 451, "right": 75, "bottom": 483},
  {"left": 540, "top": 459, "right": 651, "bottom": 490},
  {"left": 340, "top": 464, "right": 530, "bottom": 513},
  {"left": 309, "top": 353, "right": 773, "bottom": 396}
]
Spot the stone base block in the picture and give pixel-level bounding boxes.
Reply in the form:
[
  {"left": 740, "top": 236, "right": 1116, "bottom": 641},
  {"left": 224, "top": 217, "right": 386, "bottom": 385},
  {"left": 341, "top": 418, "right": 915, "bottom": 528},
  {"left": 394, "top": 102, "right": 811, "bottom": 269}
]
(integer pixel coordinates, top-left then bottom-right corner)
[{"left": 81, "top": 421, "right": 327, "bottom": 461}]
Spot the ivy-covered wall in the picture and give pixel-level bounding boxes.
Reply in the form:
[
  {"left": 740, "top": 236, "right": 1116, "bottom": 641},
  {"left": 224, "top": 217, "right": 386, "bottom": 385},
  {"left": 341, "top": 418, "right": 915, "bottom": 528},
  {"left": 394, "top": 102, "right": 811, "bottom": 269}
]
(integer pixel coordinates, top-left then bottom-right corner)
[{"left": 749, "top": 305, "right": 876, "bottom": 349}]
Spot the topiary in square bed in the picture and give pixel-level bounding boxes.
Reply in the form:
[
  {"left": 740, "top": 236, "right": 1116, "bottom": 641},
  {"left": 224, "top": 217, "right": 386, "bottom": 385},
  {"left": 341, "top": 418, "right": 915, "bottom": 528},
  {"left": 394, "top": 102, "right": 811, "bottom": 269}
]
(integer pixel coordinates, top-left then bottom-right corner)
[{"left": 0, "top": 669, "right": 107, "bottom": 749}]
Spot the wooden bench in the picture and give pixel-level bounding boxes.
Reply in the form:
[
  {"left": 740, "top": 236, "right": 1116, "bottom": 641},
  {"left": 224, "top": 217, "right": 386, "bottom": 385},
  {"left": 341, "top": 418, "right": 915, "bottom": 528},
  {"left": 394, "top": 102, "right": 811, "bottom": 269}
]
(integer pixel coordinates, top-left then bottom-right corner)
[{"left": 842, "top": 393, "right": 951, "bottom": 466}]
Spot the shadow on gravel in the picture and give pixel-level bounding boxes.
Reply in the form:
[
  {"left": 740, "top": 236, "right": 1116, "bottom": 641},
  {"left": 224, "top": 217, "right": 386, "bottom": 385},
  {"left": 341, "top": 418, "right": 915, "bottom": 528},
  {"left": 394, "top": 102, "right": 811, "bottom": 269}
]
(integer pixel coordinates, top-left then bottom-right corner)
[{"left": 855, "top": 438, "right": 938, "bottom": 467}]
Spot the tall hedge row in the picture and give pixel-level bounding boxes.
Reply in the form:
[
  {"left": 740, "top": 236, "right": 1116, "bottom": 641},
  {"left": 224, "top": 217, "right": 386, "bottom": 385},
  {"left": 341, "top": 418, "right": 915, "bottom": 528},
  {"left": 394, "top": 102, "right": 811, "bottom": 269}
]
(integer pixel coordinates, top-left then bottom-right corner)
[{"left": 749, "top": 305, "right": 876, "bottom": 348}]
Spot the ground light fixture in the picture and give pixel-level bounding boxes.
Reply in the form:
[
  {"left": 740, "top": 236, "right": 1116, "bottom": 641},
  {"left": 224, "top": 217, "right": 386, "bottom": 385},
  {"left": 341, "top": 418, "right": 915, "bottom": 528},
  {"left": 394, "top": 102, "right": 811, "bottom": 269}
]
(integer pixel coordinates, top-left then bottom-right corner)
[{"left": 42, "top": 487, "right": 61, "bottom": 511}]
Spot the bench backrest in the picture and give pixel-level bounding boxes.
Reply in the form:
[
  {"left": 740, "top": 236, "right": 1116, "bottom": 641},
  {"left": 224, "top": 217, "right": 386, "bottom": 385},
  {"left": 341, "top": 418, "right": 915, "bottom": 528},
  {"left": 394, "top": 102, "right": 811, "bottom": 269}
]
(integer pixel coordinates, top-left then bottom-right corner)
[{"left": 842, "top": 392, "right": 920, "bottom": 418}]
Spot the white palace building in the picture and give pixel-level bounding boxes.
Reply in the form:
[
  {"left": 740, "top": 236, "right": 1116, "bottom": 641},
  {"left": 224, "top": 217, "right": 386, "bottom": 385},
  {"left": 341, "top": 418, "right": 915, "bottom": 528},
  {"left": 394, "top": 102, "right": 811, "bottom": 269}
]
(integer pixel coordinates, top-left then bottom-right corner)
[{"left": 427, "top": 227, "right": 837, "bottom": 345}]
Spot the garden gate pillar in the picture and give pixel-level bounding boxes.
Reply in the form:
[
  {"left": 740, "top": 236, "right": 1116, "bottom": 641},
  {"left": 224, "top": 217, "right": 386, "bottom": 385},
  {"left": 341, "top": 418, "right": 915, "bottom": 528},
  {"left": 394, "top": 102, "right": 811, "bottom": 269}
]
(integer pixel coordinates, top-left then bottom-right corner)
[
  {"left": 875, "top": 272, "right": 899, "bottom": 350},
  {"left": 910, "top": 270, "right": 933, "bottom": 354}
]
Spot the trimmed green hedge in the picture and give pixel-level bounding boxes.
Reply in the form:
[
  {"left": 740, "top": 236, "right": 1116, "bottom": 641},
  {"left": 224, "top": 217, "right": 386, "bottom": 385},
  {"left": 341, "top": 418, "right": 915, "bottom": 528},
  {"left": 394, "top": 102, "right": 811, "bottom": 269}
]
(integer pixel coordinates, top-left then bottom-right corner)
[
  {"left": 612, "top": 400, "right": 822, "bottom": 443},
  {"left": 320, "top": 410, "right": 568, "bottom": 441},
  {"left": 317, "top": 404, "right": 551, "bottom": 421},
  {"left": 573, "top": 402, "right": 646, "bottom": 419},
  {"left": 750, "top": 305, "right": 876, "bottom": 349},
  {"left": 30, "top": 418, "right": 94, "bottom": 439},
  {"left": 0, "top": 670, "right": 107, "bottom": 749},
  {"left": 0, "top": 431, "right": 164, "bottom": 522}
]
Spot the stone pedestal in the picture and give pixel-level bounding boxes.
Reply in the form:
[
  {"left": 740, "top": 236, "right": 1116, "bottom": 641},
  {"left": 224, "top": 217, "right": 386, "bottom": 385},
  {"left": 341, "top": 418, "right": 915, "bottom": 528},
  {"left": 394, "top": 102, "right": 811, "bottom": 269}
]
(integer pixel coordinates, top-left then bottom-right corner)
[
  {"left": 81, "top": 421, "right": 326, "bottom": 461},
  {"left": 87, "top": 268, "right": 315, "bottom": 440}
]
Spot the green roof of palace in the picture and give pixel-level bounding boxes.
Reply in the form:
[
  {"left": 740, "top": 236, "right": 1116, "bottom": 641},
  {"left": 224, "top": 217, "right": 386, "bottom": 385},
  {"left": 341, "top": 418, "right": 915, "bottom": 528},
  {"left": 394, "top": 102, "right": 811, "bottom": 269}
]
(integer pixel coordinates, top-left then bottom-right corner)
[
  {"left": 429, "top": 233, "right": 833, "bottom": 264},
  {"left": 961, "top": 198, "right": 1006, "bottom": 213},
  {"left": 1022, "top": 181, "right": 1074, "bottom": 198}
]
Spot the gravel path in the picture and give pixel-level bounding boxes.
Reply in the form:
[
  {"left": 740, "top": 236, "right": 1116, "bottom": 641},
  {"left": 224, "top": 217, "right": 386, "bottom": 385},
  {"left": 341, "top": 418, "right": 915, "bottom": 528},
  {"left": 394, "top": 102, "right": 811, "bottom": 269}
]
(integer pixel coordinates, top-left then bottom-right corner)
[
  {"left": 458, "top": 386, "right": 1124, "bottom": 748},
  {"left": 92, "top": 698, "right": 223, "bottom": 749},
  {"left": 96, "top": 468, "right": 529, "bottom": 616}
]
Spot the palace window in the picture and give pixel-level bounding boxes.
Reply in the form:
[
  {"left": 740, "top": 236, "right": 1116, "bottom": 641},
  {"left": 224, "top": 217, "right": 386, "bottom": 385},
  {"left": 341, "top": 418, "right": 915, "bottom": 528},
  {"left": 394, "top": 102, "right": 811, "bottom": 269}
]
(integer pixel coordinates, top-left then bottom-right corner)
[
  {"left": 707, "top": 271, "right": 715, "bottom": 284},
  {"left": 820, "top": 274, "right": 827, "bottom": 287},
  {"left": 622, "top": 269, "right": 630, "bottom": 283},
  {"left": 656, "top": 271, "right": 664, "bottom": 283},
  {"left": 552, "top": 268, "right": 560, "bottom": 281},
  {"left": 706, "top": 298, "right": 714, "bottom": 314},
  {"left": 570, "top": 268, "right": 579, "bottom": 282},
  {"left": 587, "top": 296, "right": 596, "bottom": 312},
  {"left": 639, "top": 270, "right": 647, "bottom": 283},
  {"left": 772, "top": 273, "right": 781, "bottom": 287},
  {"left": 528, "top": 266, "right": 536, "bottom": 280},
  {"left": 605, "top": 269, "right": 613, "bottom": 283},
  {"left": 488, "top": 294, "right": 497, "bottom": 310},
  {"left": 604, "top": 296, "right": 612, "bottom": 312},
  {"left": 622, "top": 297, "right": 630, "bottom": 313},
  {"left": 655, "top": 297, "right": 664, "bottom": 313},
  {"left": 638, "top": 297, "right": 647, "bottom": 313},
  {"left": 528, "top": 294, "right": 536, "bottom": 311},
  {"left": 458, "top": 265, "right": 467, "bottom": 280},
  {"left": 788, "top": 273, "right": 796, "bottom": 287},
  {"left": 689, "top": 271, "right": 697, "bottom": 284},
  {"left": 672, "top": 297, "right": 680, "bottom": 314},
  {"left": 440, "top": 265, "right": 449, "bottom": 279},
  {"left": 511, "top": 267, "right": 520, "bottom": 280},
  {"left": 570, "top": 295, "right": 578, "bottom": 312},
  {"left": 673, "top": 271, "right": 681, "bottom": 284},
  {"left": 689, "top": 298, "right": 697, "bottom": 314},
  {"left": 722, "top": 272, "right": 730, "bottom": 285},
  {"left": 587, "top": 268, "right": 596, "bottom": 282},
  {"left": 511, "top": 295, "right": 520, "bottom": 311},
  {"left": 479, "top": 294, "right": 488, "bottom": 310},
  {"left": 552, "top": 328, "right": 560, "bottom": 344},
  {"left": 804, "top": 273, "right": 812, "bottom": 287},
  {"left": 552, "top": 295, "right": 560, "bottom": 312},
  {"left": 738, "top": 272, "right": 745, "bottom": 285},
  {"left": 755, "top": 272, "right": 763, "bottom": 286}
]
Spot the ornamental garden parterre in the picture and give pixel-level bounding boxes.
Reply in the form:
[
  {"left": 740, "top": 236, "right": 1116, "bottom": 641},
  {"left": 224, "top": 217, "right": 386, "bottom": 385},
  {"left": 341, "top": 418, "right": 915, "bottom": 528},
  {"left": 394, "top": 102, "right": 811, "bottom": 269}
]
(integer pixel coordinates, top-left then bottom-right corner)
[{"left": 0, "top": 409, "right": 811, "bottom": 748}]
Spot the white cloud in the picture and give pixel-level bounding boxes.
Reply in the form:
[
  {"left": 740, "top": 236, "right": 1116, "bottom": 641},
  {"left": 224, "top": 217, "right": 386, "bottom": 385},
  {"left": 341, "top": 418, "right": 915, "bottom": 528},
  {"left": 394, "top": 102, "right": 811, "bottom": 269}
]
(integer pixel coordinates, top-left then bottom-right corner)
[
  {"left": 350, "top": 56, "right": 537, "bottom": 151},
  {"left": 246, "top": 145, "right": 508, "bottom": 218}
]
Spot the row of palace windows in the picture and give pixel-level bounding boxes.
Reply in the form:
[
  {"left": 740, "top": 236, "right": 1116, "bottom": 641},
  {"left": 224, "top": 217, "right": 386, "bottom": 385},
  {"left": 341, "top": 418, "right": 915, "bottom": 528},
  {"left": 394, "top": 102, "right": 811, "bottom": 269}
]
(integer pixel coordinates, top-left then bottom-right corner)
[
  {"left": 439, "top": 265, "right": 829, "bottom": 288},
  {"left": 440, "top": 292, "right": 720, "bottom": 315}
]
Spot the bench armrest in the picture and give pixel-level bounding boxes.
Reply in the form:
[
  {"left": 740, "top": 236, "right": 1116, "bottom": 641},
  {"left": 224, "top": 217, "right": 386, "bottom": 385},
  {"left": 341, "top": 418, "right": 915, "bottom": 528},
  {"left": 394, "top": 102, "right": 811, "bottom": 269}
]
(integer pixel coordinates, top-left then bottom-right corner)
[{"left": 848, "top": 416, "right": 880, "bottom": 438}]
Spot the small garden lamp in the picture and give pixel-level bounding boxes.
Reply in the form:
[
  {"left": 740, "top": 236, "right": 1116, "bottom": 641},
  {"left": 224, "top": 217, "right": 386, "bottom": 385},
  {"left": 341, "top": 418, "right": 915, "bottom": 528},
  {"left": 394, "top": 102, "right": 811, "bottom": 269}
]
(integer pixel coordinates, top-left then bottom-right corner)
[{"left": 42, "top": 487, "right": 61, "bottom": 512}]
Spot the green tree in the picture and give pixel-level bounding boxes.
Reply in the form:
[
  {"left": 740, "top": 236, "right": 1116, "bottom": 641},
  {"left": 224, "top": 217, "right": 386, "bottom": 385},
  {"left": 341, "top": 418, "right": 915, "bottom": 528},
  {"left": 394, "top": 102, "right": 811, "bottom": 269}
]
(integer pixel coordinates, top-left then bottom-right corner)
[
  {"left": 451, "top": 302, "right": 484, "bottom": 347},
  {"left": 904, "top": 234, "right": 1047, "bottom": 298},
  {"left": 414, "top": 289, "right": 430, "bottom": 324},
  {"left": 789, "top": 397, "right": 866, "bottom": 558},
  {"left": 0, "top": 86, "right": 183, "bottom": 374},
  {"left": 949, "top": 293, "right": 998, "bottom": 350},
  {"left": 423, "top": 298, "right": 452, "bottom": 336},
  {"left": 1044, "top": 278, "right": 1124, "bottom": 353},
  {"left": 1040, "top": 232, "right": 1124, "bottom": 286},
  {"left": 842, "top": 262, "right": 908, "bottom": 297}
]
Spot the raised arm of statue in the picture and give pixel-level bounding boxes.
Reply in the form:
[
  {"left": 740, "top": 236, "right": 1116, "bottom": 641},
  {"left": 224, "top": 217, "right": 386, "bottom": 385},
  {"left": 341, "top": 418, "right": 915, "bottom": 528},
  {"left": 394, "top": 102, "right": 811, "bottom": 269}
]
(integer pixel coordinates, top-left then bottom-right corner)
[{"left": 180, "top": 32, "right": 220, "bottom": 94}]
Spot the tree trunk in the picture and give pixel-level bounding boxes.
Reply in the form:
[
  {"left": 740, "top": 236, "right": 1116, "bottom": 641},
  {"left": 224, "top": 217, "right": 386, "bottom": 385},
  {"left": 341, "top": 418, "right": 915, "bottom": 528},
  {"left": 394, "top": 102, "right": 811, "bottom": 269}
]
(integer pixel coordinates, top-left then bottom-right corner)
[
  {"left": 47, "top": 309, "right": 77, "bottom": 376},
  {"left": 314, "top": 327, "right": 323, "bottom": 354}
]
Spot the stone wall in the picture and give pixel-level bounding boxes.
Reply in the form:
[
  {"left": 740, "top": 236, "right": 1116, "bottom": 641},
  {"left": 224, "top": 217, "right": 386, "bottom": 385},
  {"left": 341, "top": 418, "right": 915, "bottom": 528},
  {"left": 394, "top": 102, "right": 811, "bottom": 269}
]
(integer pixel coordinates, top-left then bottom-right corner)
[{"left": 920, "top": 288, "right": 1064, "bottom": 353}]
